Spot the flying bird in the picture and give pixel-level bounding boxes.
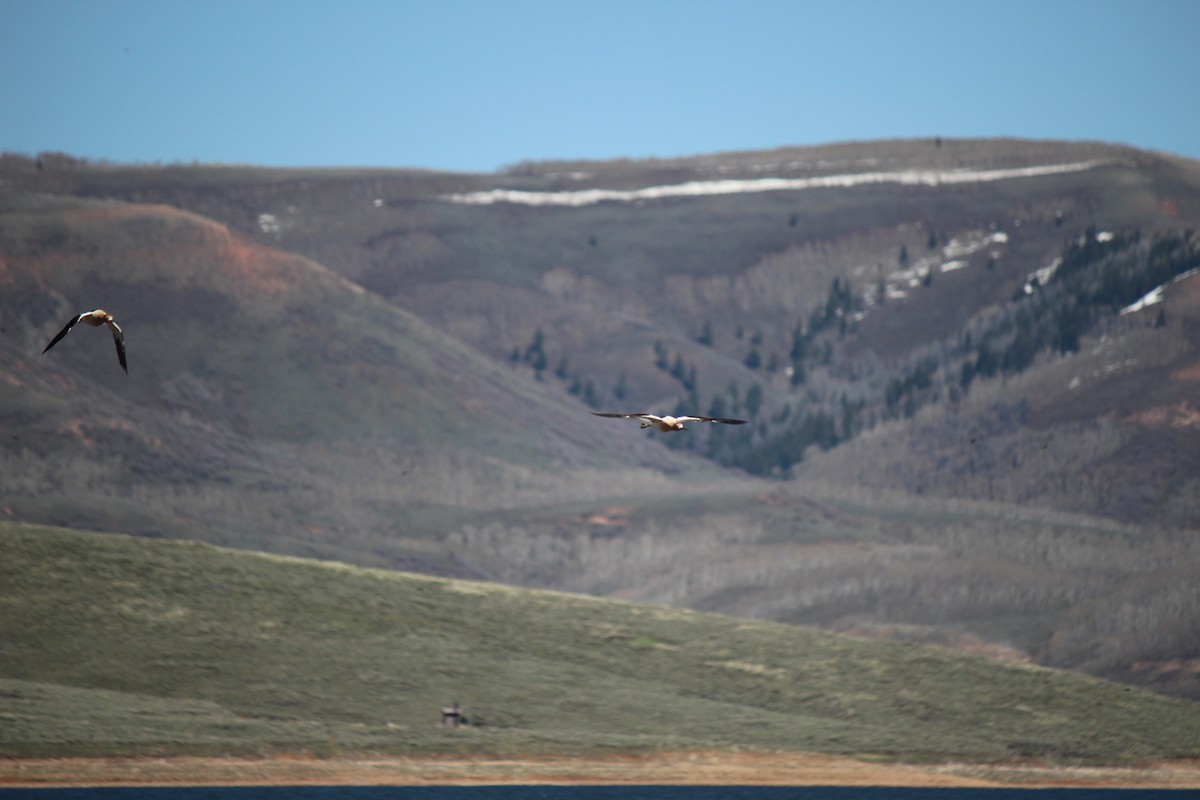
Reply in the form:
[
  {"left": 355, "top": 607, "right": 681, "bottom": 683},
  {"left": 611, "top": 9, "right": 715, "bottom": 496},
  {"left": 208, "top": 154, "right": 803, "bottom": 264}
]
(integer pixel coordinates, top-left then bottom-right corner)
[
  {"left": 591, "top": 412, "right": 746, "bottom": 432},
  {"left": 42, "top": 309, "right": 127, "bottom": 373}
]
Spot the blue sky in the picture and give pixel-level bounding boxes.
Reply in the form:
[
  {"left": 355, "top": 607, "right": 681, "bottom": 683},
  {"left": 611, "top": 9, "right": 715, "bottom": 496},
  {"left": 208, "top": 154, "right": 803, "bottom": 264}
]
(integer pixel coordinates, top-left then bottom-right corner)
[{"left": 3, "top": 0, "right": 1198, "bottom": 173}]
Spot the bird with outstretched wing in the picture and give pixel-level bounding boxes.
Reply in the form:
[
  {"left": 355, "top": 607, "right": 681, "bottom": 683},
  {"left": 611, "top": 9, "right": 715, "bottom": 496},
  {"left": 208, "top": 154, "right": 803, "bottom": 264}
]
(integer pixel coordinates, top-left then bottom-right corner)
[
  {"left": 591, "top": 412, "right": 746, "bottom": 432},
  {"left": 42, "top": 309, "right": 127, "bottom": 373}
]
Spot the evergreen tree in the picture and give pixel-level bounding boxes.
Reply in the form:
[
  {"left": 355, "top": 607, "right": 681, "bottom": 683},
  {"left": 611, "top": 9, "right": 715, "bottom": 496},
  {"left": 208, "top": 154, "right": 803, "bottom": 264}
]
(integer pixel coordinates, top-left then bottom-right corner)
[
  {"left": 789, "top": 320, "right": 807, "bottom": 364},
  {"left": 744, "top": 383, "right": 764, "bottom": 418},
  {"left": 975, "top": 342, "right": 998, "bottom": 378},
  {"left": 524, "top": 327, "right": 545, "bottom": 362},
  {"left": 670, "top": 354, "right": 687, "bottom": 383},
  {"left": 653, "top": 340, "right": 669, "bottom": 370},
  {"left": 529, "top": 348, "right": 547, "bottom": 376},
  {"left": 960, "top": 359, "right": 977, "bottom": 390},
  {"left": 707, "top": 393, "right": 728, "bottom": 420},
  {"left": 789, "top": 362, "right": 806, "bottom": 387}
]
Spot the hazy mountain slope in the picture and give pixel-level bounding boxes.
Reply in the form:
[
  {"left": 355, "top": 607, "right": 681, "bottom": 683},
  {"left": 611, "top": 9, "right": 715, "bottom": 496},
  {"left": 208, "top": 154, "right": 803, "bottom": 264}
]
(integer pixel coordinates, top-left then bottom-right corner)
[
  {"left": 10, "top": 140, "right": 1198, "bottom": 526},
  {"left": 4, "top": 522, "right": 1198, "bottom": 763},
  {"left": 797, "top": 266, "right": 1200, "bottom": 529},
  {"left": 438, "top": 480, "right": 1200, "bottom": 701},
  {"left": 0, "top": 191, "right": 713, "bottom": 571},
  {"left": 2, "top": 140, "right": 1199, "bottom": 700}
]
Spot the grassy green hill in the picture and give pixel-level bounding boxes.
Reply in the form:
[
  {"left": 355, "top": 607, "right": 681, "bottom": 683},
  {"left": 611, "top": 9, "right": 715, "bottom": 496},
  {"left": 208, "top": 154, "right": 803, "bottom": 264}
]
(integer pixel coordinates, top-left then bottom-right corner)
[{"left": 2, "top": 522, "right": 1198, "bottom": 763}]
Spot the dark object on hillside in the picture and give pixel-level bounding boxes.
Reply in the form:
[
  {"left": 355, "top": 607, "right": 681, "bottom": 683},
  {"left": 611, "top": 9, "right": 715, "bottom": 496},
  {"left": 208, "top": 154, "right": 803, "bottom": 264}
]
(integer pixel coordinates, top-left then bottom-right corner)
[
  {"left": 592, "top": 412, "right": 747, "bottom": 432},
  {"left": 42, "top": 309, "right": 127, "bottom": 373},
  {"left": 441, "top": 703, "right": 467, "bottom": 728}
]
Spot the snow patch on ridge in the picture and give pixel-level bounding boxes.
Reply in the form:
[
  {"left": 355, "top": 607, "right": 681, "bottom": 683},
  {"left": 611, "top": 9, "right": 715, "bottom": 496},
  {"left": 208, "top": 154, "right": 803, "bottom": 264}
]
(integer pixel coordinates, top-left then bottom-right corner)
[{"left": 443, "top": 161, "right": 1108, "bottom": 207}]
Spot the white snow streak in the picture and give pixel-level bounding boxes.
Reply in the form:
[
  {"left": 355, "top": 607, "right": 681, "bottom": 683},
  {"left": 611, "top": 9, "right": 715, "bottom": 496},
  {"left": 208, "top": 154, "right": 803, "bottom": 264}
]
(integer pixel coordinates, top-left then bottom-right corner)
[
  {"left": 1120, "top": 266, "right": 1200, "bottom": 315},
  {"left": 1024, "top": 257, "right": 1061, "bottom": 295},
  {"left": 443, "top": 161, "right": 1108, "bottom": 207},
  {"left": 1120, "top": 286, "right": 1165, "bottom": 315},
  {"left": 943, "top": 231, "right": 1008, "bottom": 258}
]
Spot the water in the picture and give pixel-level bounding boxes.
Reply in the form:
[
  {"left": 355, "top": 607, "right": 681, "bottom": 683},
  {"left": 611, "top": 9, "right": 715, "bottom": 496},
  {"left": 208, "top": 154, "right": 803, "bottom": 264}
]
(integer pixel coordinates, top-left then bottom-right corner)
[{"left": 2, "top": 788, "right": 1196, "bottom": 800}]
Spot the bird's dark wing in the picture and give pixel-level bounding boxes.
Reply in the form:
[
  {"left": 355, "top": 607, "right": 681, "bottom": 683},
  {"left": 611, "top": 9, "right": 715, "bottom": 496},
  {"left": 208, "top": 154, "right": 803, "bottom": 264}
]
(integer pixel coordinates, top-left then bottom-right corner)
[
  {"left": 106, "top": 320, "right": 127, "bottom": 373},
  {"left": 591, "top": 412, "right": 653, "bottom": 420},
  {"left": 695, "top": 416, "right": 748, "bottom": 425},
  {"left": 42, "top": 314, "right": 85, "bottom": 354}
]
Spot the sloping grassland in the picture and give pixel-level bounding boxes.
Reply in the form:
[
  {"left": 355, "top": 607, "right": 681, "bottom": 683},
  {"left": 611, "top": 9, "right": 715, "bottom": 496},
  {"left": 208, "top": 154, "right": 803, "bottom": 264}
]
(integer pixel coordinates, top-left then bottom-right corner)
[{"left": 2, "top": 523, "right": 1198, "bottom": 764}]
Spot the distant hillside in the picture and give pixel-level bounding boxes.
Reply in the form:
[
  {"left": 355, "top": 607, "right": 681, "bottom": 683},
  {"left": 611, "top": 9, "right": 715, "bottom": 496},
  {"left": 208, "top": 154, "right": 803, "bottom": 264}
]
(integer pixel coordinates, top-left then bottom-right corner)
[
  {"left": 7, "top": 140, "right": 1198, "bottom": 526},
  {"left": 441, "top": 480, "right": 1200, "bottom": 702},
  {"left": 799, "top": 256, "right": 1200, "bottom": 528},
  {"left": 0, "top": 189, "right": 716, "bottom": 574},
  {"left": 3, "top": 523, "right": 1198, "bottom": 764},
  {"left": 1, "top": 139, "right": 1198, "bottom": 701}
]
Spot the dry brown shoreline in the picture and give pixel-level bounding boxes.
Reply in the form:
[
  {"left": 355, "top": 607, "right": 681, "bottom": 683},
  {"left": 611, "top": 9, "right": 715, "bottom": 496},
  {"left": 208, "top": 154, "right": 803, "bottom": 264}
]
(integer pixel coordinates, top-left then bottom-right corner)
[{"left": 3, "top": 752, "right": 1200, "bottom": 788}]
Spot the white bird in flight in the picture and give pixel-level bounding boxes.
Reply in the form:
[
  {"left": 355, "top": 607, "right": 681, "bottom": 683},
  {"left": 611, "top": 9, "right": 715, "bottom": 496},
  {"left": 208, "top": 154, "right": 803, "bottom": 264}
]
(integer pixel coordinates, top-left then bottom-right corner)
[
  {"left": 42, "top": 309, "right": 127, "bottom": 373},
  {"left": 591, "top": 412, "right": 747, "bottom": 432}
]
